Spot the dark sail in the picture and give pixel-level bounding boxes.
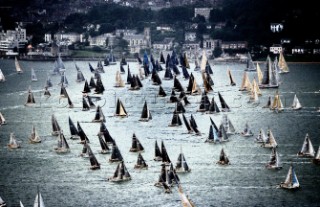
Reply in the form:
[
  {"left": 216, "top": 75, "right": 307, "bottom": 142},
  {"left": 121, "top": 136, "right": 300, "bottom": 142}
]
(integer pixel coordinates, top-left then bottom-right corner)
[
  {"left": 98, "top": 133, "right": 110, "bottom": 153},
  {"left": 129, "top": 133, "right": 144, "bottom": 152},
  {"left": 92, "top": 105, "right": 105, "bottom": 122},
  {"left": 169, "top": 111, "right": 182, "bottom": 126},
  {"left": 89, "top": 77, "right": 96, "bottom": 88},
  {"left": 154, "top": 140, "right": 162, "bottom": 161},
  {"left": 182, "top": 114, "right": 192, "bottom": 133},
  {"left": 77, "top": 121, "right": 90, "bottom": 143},
  {"left": 182, "top": 66, "right": 190, "bottom": 79},
  {"left": 68, "top": 116, "right": 79, "bottom": 138},
  {"left": 158, "top": 86, "right": 167, "bottom": 97},
  {"left": 175, "top": 101, "right": 186, "bottom": 114},
  {"left": 87, "top": 143, "right": 101, "bottom": 170},
  {"left": 197, "top": 91, "right": 210, "bottom": 112},
  {"left": 208, "top": 97, "right": 220, "bottom": 113},
  {"left": 134, "top": 153, "right": 148, "bottom": 169},
  {"left": 82, "top": 80, "right": 91, "bottom": 93},
  {"left": 218, "top": 92, "right": 230, "bottom": 112},
  {"left": 160, "top": 52, "right": 166, "bottom": 64},
  {"left": 161, "top": 141, "right": 171, "bottom": 164},
  {"left": 173, "top": 76, "right": 184, "bottom": 92},
  {"left": 82, "top": 97, "right": 90, "bottom": 111},
  {"left": 109, "top": 142, "right": 124, "bottom": 162},
  {"left": 94, "top": 78, "right": 105, "bottom": 94}
]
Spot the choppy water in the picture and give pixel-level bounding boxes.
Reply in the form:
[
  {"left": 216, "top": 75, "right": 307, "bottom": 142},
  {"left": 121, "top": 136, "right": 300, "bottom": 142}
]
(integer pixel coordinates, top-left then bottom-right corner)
[{"left": 0, "top": 58, "right": 320, "bottom": 207}]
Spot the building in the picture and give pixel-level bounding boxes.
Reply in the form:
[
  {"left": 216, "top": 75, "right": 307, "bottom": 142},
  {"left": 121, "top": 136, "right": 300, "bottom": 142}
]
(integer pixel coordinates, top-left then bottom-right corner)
[
  {"left": 185, "top": 32, "right": 197, "bottom": 42},
  {"left": 88, "top": 33, "right": 115, "bottom": 47},
  {"left": 0, "top": 27, "right": 28, "bottom": 52},
  {"left": 194, "top": 8, "right": 212, "bottom": 21},
  {"left": 122, "top": 28, "right": 151, "bottom": 53},
  {"left": 45, "top": 32, "right": 82, "bottom": 45},
  {"left": 203, "top": 35, "right": 221, "bottom": 50},
  {"left": 221, "top": 41, "right": 248, "bottom": 50},
  {"left": 269, "top": 44, "right": 283, "bottom": 54},
  {"left": 153, "top": 37, "right": 175, "bottom": 51},
  {"left": 115, "top": 29, "right": 137, "bottom": 37}
]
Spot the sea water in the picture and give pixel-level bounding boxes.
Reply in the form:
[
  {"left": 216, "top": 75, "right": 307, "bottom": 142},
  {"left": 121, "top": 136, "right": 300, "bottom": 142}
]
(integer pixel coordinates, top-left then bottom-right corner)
[{"left": 0, "top": 58, "right": 320, "bottom": 206}]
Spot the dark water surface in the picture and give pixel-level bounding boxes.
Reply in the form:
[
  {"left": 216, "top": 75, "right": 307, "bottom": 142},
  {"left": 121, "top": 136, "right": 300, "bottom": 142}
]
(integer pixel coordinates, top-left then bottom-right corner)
[{"left": 0, "top": 58, "right": 320, "bottom": 207}]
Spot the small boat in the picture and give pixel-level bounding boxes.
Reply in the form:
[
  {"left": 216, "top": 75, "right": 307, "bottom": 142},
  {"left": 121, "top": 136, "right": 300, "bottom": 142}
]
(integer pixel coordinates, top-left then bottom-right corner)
[
  {"left": 114, "top": 71, "right": 125, "bottom": 87},
  {"left": 201, "top": 72, "right": 213, "bottom": 93},
  {"left": 68, "top": 117, "right": 80, "bottom": 139},
  {"left": 89, "top": 77, "right": 96, "bottom": 88},
  {"left": 98, "top": 133, "right": 110, "bottom": 154},
  {"left": 266, "top": 147, "right": 282, "bottom": 170},
  {"left": 76, "top": 69, "right": 85, "bottom": 82},
  {"left": 216, "top": 148, "right": 230, "bottom": 165},
  {"left": 168, "top": 111, "right": 182, "bottom": 127},
  {"left": 197, "top": 91, "right": 210, "bottom": 112},
  {"left": 259, "top": 56, "right": 279, "bottom": 88},
  {"left": 82, "top": 80, "right": 91, "bottom": 94},
  {"left": 51, "top": 114, "right": 61, "bottom": 136},
  {"left": 109, "top": 142, "right": 124, "bottom": 163},
  {"left": 178, "top": 184, "right": 195, "bottom": 207},
  {"left": 99, "top": 122, "right": 114, "bottom": 145},
  {"left": 278, "top": 51, "right": 289, "bottom": 74},
  {"left": 0, "top": 69, "right": 5, "bottom": 82},
  {"left": 134, "top": 153, "right": 148, "bottom": 169},
  {"left": 25, "top": 87, "right": 36, "bottom": 106},
  {"left": 175, "top": 149, "right": 191, "bottom": 173},
  {"left": 96, "top": 60, "right": 105, "bottom": 73},
  {"left": 239, "top": 71, "right": 251, "bottom": 91},
  {"left": 158, "top": 86, "right": 167, "bottom": 97},
  {"left": 189, "top": 114, "right": 201, "bottom": 135},
  {"left": 154, "top": 140, "right": 163, "bottom": 161},
  {"left": 256, "top": 62, "right": 263, "bottom": 85},
  {"left": 29, "top": 125, "right": 41, "bottom": 143},
  {"left": 218, "top": 125, "right": 229, "bottom": 142},
  {"left": 87, "top": 143, "right": 101, "bottom": 170},
  {"left": 218, "top": 92, "right": 231, "bottom": 112},
  {"left": 107, "top": 49, "right": 117, "bottom": 65},
  {"left": 207, "top": 97, "right": 220, "bottom": 114},
  {"left": 54, "top": 130, "right": 70, "bottom": 154},
  {"left": 58, "top": 72, "right": 68, "bottom": 86},
  {"left": 8, "top": 132, "right": 20, "bottom": 149},
  {"left": 0, "top": 195, "right": 6, "bottom": 207},
  {"left": 31, "top": 68, "right": 38, "bottom": 81},
  {"left": 15, "top": 57, "right": 23, "bottom": 73},
  {"left": 129, "top": 133, "right": 145, "bottom": 152},
  {"left": 261, "top": 129, "right": 278, "bottom": 148},
  {"left": 175, "top": 101, "right": 186, "bottom": 113},
  {"left": 255, "top": 128, "right": 268, "bottom": 143},
  {"left": 82, "top": 97, "right": 90, "bottom": 111},
  {"left": 77, "top": 121, "right": 90, "bottom": 144},
  {"left": 227, "top": 69, "right": 236, "bottom": 86},
  {"left": 161, "top": 140, "right": 171, "bottom": 164},
  {"left": 205, "top": 125, "right": 220, "bottom": 143},
  {"left": 92, "top": 105, "right": 106, "bottom": 122},
  {"left": 139, "top": 101, "right": 152, "bottom": 122},
  {"left": 114, "top": 98, "right": 128, "bottom": 117},
  {"left": 80, "top": 141, "right": 89, "bottom": 158},
  {"left": 33, "top": 188, "right": 45, "bottom": 207},
  {"left": 297, "top": 133, "right": 315, "bottom": 158},
  {"left": 43, "top": 87, "right": 51, "bottom": 97},
  {"left": 108, "top": 161, "right": 131, "bottom": 182},
  {"left": 94, "top": 78, "right": 105, "bottom": 94},
  {"left": 240, "top": 122, "right": 254, "bottom": 137},
  {"left": 291, "top": 94, "right": 302, "bottom": 110},
  {"left": 312, "top": 145, "right": 320, "bottom": 165},
  {"left": 45, "top": 75, "right": 52, "bottom": 88},
  {"left": 278, "top": 165, "right": 300, "bottom": 189},
  {"left": 0, "top": 112, "right": 6, "bottom": 125},
  {"left": 87, "top": 96, "right": 96, "bottom": 109},
  {"left": 270, "top": 90, "right": 283, "bottom": 112},
  {"left": 221, "top": 114, "right": 235, "bottom": 135},
  {"left": 244, "top": 52, "right": 256, "bottom": 71}
]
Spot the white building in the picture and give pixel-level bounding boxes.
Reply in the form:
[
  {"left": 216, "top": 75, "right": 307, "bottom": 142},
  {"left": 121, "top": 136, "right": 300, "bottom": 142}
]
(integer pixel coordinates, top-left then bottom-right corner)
[
  {"left": 153, "top": 38, "right": 174, "bottom": 51},
  {"left": 88, "top": 33, "right": 115, "bottom": 47},
  {"left": 194, "top": 8, "right": 212, "bottom": 21},
  {"left": 185, "top": 32, "right": 197, "bottom": 42},
  {"left": 0, "top": 27, "right": 28, "bottom": 52},
  {"left": 122, "top": 27, "right": 151, "bottom": 53},
  {"left": 269, "top": 44, "right": 283, "bottom": 54},
  {"left": 45, "top": 33, "right": 82, "bottom": 45}
]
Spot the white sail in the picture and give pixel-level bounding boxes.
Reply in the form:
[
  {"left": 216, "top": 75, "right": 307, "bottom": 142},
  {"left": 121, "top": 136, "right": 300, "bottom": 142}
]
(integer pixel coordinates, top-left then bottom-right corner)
[
  {"left": 0, "top": 69, "right": 5, "bottom": 82},
  {"left": 281, "top": 165, "right": 299, "bottom": 189},
  {"left": 298, "top": 133, "right": 315, "bottom": 157},
  {"left": 33, "top": 192, "right": 45, "bottom": 207},
  {"left": 278, "top": 51, "right": 289, "bottom": 73},
  {"left": 178, "top": 185, "right": 195, "bottom": 207},
  {"left": 262, "top": 129, "right": 277, "bottom": 148},
  {"left": 271, "top": 91, "right": 283, "bottom": 112},
  {"left": 29, "top": 125, "right": 41, "bottom": 143},
  {"left": 20, "top": 201, "right": 24, "bottom": 207},
  {"left": 239, "top": 71, "right": 251, "bottom": 91},
  {"left": 15, "top": 57, "right": 23, "bottom": 73},
  {"left": 200, "top": 50, "right": 207, "bottom": 72},
  {"left": 255, "top": 128, "right": 267, "bottom": 143},
  {"left": 8, "top": 132, "right": 20, "bottom": 148},
  {"left": 31, "top": 68, "right": 38, "bottom": 81},
  {"left": 291, "top": 94, "right": 302, "bottom": 110},
  {"left": 0, "top": 112, "right": 6, "bottom": 125},
  {"left": 114, "top": 71, "right": 125, "bottom": 87}
]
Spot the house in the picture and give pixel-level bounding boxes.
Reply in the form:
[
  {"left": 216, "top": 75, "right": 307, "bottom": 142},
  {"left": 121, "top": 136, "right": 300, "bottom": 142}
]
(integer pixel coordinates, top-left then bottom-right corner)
[
  {"left": 182, "top": 41, "right": 200, "bottom": 51},
  {"left": 153, "top": 38, "right": 174, "bottom": 51},
  {"left": 115, "top": 29, "right": 137, "bottom": 37},
  {"left": 203, "top": 35, "right": 221, "bottom": 50},
  {"left": 269, "top": 44, "right": 282, "bottom": 54},
  {"left": 185, "top": 32, "right": 197, "bottom": 42},
  {"left": 0, "top": 27, "right": 28, "bottom": 53},
  {"left": 292, "top": 46, "right": 305, "bottom": 54},
  {"left": 88, "top": 33, "right": 115, "bottom": 47},
  {"left": 122, "top": 28, "right": 151, "bottom": 53},
  {"left": 156, "top": 25, "right": 174, "bottom": 32},
  {"left": 45, "top": 33, "right": 82, "bottom": 45}
]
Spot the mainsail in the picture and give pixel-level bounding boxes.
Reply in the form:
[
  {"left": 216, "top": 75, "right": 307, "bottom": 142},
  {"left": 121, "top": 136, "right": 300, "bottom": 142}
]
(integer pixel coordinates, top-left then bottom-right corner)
[
  {"left": 15, "top": 57, "right": 23, "bottom": 73},
  {"left": 279, "top": 165, "right": 300, "bottom": 189},
  {"left": 278, "top": 51, "right": 289, "bottom": 73},
  {"left": 291, "top": 94, "right": 302, "bottom": 110},
  {"left": 297, "top": 133, "right": 315, "bottom": 157}
]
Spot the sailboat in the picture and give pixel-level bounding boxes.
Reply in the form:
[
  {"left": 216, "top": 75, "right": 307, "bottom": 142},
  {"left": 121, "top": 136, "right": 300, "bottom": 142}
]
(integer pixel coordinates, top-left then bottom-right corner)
[
  {"left": 168, "top": 111, "right": 182, "bottom": 127},
  {"left": 0, "top": 195, "right": 6, "bottom": 207},
  {"left": 129, "top": 133, "right": 145, "bottom": 152},
  {"left": 259, "top": 55, "right": 279, "bottom": 88},
  {"left": 0, "top": 69, "right": 5, "bottom": 82},
  {"left": 261, "top": 129, "right": 278, "bottom": 148},
  {"left": 87, "top": 143, "right": 101, "bottom": 170},
  {"left": 54, "top": 130, "right": 70, "bottom": 154},
  {"left": 278, "top": 51, "right": 289, "bottom": 74},
  {"left": 57, "top": 54, "right": 66, "bottom": 74},
  {"left": 297, "top": 133, "right": 315, "bottom": 157},
  {"left": 25, "top": 87, "right": 36, "bottom": 106},
  {"left": 178, "top": 184, "right": 195, "bottom": 207},
  {"left": 51, "top": 114, "right": 61, "bottom": 136},
  {"left": 266, "top": 147, "right": 282, "bottom": 170},
  {"left": 0, "top": 112, "right": 6, "bottom": 125},
  {"left": 240, "top": 122, "right": 254, "bottom": 137},
  {"left": 109, "top": 142, "right": 124, "bottom": 163},
  {"left": 161, "top": 140, "right": 171, "bottom": 164},
  {"left": 77, "top": 121, "right": 90, "bottom": 144},
  {"left": 175, "top": 149, "right": 191, "bottom": 173},
  {"left": 15, "top": 56, "right": 23, "bottom": 73},
  {"left": 76, "top": 69, "right": 85, "bottom": 82},
  {"left": 312, "top": 145, "right": 320, "bottom": 165},
  {"left": 218, "top": 92, "right": 231, "bottom": 112},
  {"left": 256, "top": 62, "right": 263, "bottom": 85},
  {"left": 221, "top": 114, "right": 235, "bottom": 135},
  {"left": 43, "top": 87, "right": 51, "bottom": 97},
  {"left": 31, "top": 68, "right": 38, "bottom": 81},
  {"left": 139, "top": 101, "right": 152, "bottom": 122},
  {"left": 244, "top": 52, "right": 256, "bottom": 71},
  {"left": 33, "top": 188, "right": 45, "bottom": 207},
  {"left": 45, "top": 75, "right": 52, "bottom": 88},
  {"left": 114, "top": 71, "right": 125, "bottom": 87},
  {"left": 98, "top": 133, "right": 110, "bottom": 154},
  {"left": 270, "top": 91, "right": 284, "bottom": 112},
  {"left": 216, "top": 148, "right": 230, "bottom": 165},
  {"left": 278, "top": 165, "right": 300, "bottom": 189},
  {"left": 92, "top": 105, "right": 106, "bottom": 122},
  {"left": 154, "top": 140, "right": 163, "bottom": 161},
  {"left": 205, "top": 125, "right": 220, "bottom": 143},
  {"left": 108, "top": 161, "right": 131, "bottom": 182},
  {"left": 239, "top": 71, "right": 252, "bottom": 91},
  {"left": 134, "top": 153, "right": 148, "bottom": 169},
  {"left": 8, "top": 132, "right": 21, "bottom": 149},
  {"left": 68, "top": 117, "right": 80, "bottom": 139},
  {"left": 227, "top": 69, "right": 236, "bottom": 86},
  {"left": 29, "top": 125, "right": 41, "bottom": 143},
  {"left": 114, "top": 98, "right": 128, "bottom": 117},
  {"left": 291, "top": 94, "right": 302, "bottom": 110},
  {"left": 255, "top": 129, "right": 267, "bottom": 143}
]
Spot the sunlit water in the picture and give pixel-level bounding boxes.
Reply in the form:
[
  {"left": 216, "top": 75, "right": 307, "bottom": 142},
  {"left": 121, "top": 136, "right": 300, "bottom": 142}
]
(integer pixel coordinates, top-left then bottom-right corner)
[{"left": 0, "top": 58, "right": 320, "bottom": 207}]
